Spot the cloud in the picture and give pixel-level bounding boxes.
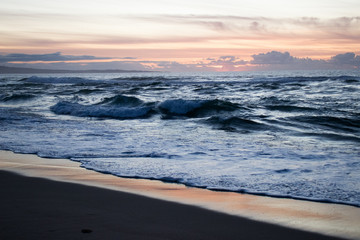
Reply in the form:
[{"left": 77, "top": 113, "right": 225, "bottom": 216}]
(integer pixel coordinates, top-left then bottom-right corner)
[
  {"left": 121, "top": 57, "right": 138, "bottom": 60},
  {"left": 4, "top": 60, "right": 149, "bottom": 71},
  {"left": 1, "top": 13, "right": 359, "bottom": 62},
  {"left": 82, "top": 61, "right": 147, "bottom": 71},
  {"left": 330, "top": 52, "right": 360, "bottom": 66},
  {"left": 193, "top": 20, "right": 230, "bottom": 32},
  {"left": 249, "top": 51, "right": 360, "bottom": 70},
  {"left": 205, "top": 56, "right": 248, "bottom": 71},
  {"left": 156, "top": 61, "right": 196, "bottom": 71},
  {"left": 251, "top": 51, "right": 294, "bottom": 64},
  {"left": 208, "top": 56, "right": 247, "bottom": 65},
  {"left": 151, "top": 60, "right": 214, "bottom": 72},
  {"left": 2, "top": 51, "right": 360, "bottom": 72},
  {"left": 135, "top": 15, "right": 360, "bottom": 39},
  {"left": 0, "top": 52, "right": 111, "bottom": 62}
]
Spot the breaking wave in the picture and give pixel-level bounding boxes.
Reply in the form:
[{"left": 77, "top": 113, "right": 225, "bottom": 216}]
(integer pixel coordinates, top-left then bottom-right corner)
[
  {"left": 51, "top": 96, "right": 243, "bottom": 120},
  {"left": 50, "top": 101, "right": 153, "bottom": 119},
  {"left": 158, "top": 99, "right": 240, "bottom": 118},
  {"left": 99, "top": 95, "right": 145, "bottom": 107}
]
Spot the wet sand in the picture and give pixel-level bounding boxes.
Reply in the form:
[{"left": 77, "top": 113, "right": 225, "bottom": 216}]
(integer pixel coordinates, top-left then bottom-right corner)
[{"left": 1, "top": 150, "right": 359, "bottom": 239}]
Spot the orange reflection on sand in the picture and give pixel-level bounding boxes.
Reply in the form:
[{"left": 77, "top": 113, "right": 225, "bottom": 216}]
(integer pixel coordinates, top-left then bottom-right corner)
[{"left": 1, "top": 150, "right": 359, "bottom": 240}]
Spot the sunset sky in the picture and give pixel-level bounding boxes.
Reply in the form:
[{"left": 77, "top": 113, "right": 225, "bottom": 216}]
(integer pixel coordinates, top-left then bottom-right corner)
[{"left": 1, "top": 0, "right": 360, "bottom": 71}]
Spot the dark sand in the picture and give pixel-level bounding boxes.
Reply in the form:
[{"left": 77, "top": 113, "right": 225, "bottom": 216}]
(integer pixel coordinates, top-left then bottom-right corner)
[{"left": 0, "top": 170, "right": 345, "bottom": 240}]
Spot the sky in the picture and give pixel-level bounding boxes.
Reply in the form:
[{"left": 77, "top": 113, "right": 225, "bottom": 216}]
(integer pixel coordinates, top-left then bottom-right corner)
[{"left": 0, "top": 0, "right": 360, "bottom": 71}]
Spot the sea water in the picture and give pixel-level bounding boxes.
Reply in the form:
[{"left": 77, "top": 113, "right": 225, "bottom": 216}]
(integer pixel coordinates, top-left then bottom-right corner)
[{"left": 0, "top": 70, "right": 359, "bottom": 206}]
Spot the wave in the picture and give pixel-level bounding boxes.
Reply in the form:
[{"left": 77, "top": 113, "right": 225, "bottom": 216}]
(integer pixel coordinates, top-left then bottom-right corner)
[
  {"left": 298, "top": 132, "right": 360, "bottom": 142},
  {"left": 74, "top": 88, "right": 104, "bottom": 95},
  {"left": 20, "top": 74, "right": 360, "bottom": 88},
  {"left": 260, "top": 75, "right": 360, "bottom": 83},
  {"left": 74, "top": 155, "right": 360, "bottom": 207},
  {"left": 265, "top": 105, "right": 317, "bottom": 112},
  {"left": 333, "top": 76, "right": 360, "bottom": 83},
  {"left": 99, "top": 95, "right": 144, "bottom": 107},
  {"left": 205, "top": 116, "right": 271, "bottom": 132},
  {"left": 50, "top": 96, "right": 245, "bottom": 121},
  {"left": 0, "top": 93, "right": 36, "bottom": 102},
  {"left": 22, "top": 75, "right": 187, "bottom": 86},
  {"left": 288, "top": 115, "right": 360, "bottom": 133},
  {"left": 50, "top": 101, "right": 153, "bottom": 119},
  {"left": 158, "top": 99, "right": 240, "bottom": 118},
  {"left": 23, "top": 76, "right": 116, "bottom": 85},
  {"left": 260, "top": 96, "right": 295, "bottom": 105},
  {"left": 112, "top": 76, "right": 187, "bottom": 82},
  {"left": 158, "top": 99, "right": 204, "bottom": 115}
]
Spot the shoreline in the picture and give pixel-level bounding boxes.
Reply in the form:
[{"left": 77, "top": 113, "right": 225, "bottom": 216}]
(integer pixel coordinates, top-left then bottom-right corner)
[{"left": 1, "top": 150, "right": 360, "bottom": 239}]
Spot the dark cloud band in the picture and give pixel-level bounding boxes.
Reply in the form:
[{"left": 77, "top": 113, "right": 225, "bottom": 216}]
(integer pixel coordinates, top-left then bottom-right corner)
[{"left": 0, "top": 52, "right": 111, "bottom": 62}]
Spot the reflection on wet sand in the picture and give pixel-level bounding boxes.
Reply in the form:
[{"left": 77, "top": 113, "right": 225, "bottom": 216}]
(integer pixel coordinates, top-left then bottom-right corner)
[{"left": 1, "top": 150, "right": 359, "bottom": 240}]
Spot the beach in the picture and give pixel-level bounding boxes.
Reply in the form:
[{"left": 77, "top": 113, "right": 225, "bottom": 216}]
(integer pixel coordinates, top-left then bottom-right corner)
[
  {"left": 1, "top": 150, "right": 359, "bottom": 240},
  {"left": 1, "top": 0, "right": 360, "bottom": 238}
]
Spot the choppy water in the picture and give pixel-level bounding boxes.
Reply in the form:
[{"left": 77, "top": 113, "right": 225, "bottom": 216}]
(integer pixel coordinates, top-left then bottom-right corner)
[{"left": 1, "top": 70, "right": 359, "bottom": 206}]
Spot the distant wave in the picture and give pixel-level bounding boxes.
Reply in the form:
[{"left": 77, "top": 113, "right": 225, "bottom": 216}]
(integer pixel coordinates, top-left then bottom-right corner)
[
  {"left": 23, "top": 76, "right": 117, "bottom": 85},
  {"left": 20, "top": 75, "right": 360, "bottom": 87},
  {"left": 23, "top": 76, "right": 185, "bottom": 85},
  {"left": 0, "top": 93, "right": 36, "bottom": 103},
  {"left": 112, "top": 76, "right": 187, "bottom": 82},
  {"left": 250, "top": 75, "right": 360, "bottom": 84}
]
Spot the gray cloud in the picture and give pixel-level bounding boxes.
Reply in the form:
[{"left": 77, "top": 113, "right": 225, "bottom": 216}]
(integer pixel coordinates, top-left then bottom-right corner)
[
  {"left": 250, "top": 51, "right": 360, "bottom": 70},
  {"left": 4, "top": 61, "right": 148, "bottom": 71},
  {"left": 155, "top": 61, "right": 213, "bottom": 72},
  {"left": 0, "top": 52, "right": 111, "bottom": 62},
  {"left": 251, "top": 51, "right": 294, "bottom": 64},
  {"left": 156, "top": 61, "right": 194, "bottom": 71},
  {"left": 209, "top": 56, "right": 247, "bottom": 66},
  {"left": 121, "top": 57, "right": 138, "bottom": 60},
  {"left": 330, "top": 52, "right": 360, "bottom": 66}
]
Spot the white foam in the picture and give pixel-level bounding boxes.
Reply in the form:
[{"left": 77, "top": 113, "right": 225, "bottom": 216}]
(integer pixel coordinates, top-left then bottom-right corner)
[{"left": 51, "top": 101, "right": 152, "bottom": 119}]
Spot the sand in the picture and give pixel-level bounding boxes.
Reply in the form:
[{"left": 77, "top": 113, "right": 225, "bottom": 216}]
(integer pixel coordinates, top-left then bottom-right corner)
[{"left": 1, "top": 150, "right": 359, "bottom": 239}]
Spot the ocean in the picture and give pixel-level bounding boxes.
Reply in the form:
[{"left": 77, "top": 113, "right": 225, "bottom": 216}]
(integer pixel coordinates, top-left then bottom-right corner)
[{"left": 0, "top": 70, "right": 359, "bottom": 206}]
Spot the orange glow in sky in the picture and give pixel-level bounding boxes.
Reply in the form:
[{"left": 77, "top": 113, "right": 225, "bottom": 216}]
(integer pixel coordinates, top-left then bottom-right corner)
[{"left": 0, "top": 0, "right": 359, "bottom": 71}]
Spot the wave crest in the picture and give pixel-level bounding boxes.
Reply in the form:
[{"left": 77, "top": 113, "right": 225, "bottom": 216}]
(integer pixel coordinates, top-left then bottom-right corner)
[
  {"left": 99, "top": 95, "right": 144, "bottom": 107},
  {"left": 158, "top": 99, "right": 240, "bottom": 118},
  {"left": 50, "top": 101, "right": 153, "bottom": 119}
]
